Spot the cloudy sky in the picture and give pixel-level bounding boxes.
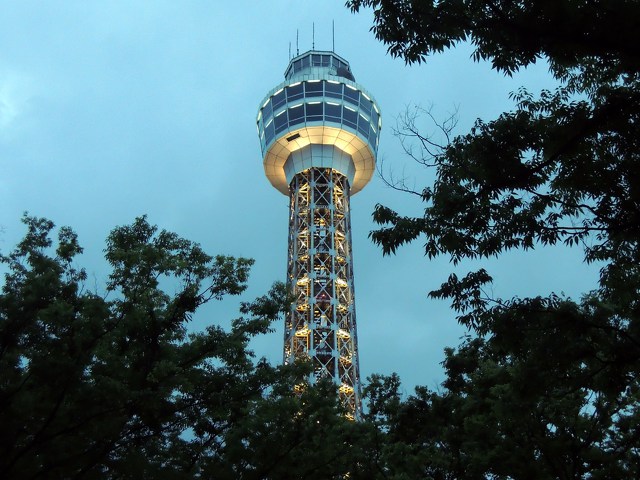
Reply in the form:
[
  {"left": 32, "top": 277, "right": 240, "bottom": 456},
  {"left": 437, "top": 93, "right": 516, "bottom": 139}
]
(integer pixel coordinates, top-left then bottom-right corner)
[{"left": 0, "top": 1, "right": 600, "bottom": 393}]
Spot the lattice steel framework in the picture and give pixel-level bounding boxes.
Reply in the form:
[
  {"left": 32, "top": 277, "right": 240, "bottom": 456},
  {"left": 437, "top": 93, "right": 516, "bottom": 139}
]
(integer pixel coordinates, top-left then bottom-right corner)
[
  {"left": 285, "top": 168, "right": 360, "bottom": 418},
  {"left": 256, "top": 50, "right": 380, "bottom": 420}
]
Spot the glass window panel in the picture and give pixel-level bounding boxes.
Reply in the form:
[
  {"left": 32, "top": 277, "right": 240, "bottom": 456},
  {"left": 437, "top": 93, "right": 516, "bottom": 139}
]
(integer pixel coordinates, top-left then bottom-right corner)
[
  {"left": 325, "top": 81, "right": 342, "bottom": 99},
  {"left": 302, "top": 56, "right": 310, "bottom": 68},
  {"left": 286, "top": 83, "right": 304, "bottom": 102},
  {"left": 288, "top": 104, "right": 304, "bottom": 126},
  {"left": 312, "top": 54, "right": 322, "bottom": 66},
  {"left": 359, "top": 98, "right": 372, "bottom": 115},
  {"left": 274, "top": 110, "right": 288, "bottom": 133},
  {"left": 371, "top": 110, "right": 380, "bottom": 128},
  {"left": 265, "top": 122, "right": 275, "bottom": 144},
  {"left": 325, "top": 102, "right": 341, "bottom": 122},
  {"left": 358, "top": 114, "right": 369, "bottom": 136},
  {"left": 368, "top": 126, "right": 377, "bottom": 146},
  {"left": 321, "top": 55, "right": 330, "bottom": 66},
  {"left": 305, "top": 81, "right": 323, "bottom": 97},
  {"left": 305, "top": 102, "right": 323, "bottom": 121},
  {"left": 343, "top": 106, "right": 357, "bottom": 129},
  {"left": 272, "top": 90, "right": 286, "bottom": 110},
  {"left": 344, "top": 86, "right": 359, "bottom": 106},
  {"left": 262, "top": 100, "right": 272, "bottom": 121}
]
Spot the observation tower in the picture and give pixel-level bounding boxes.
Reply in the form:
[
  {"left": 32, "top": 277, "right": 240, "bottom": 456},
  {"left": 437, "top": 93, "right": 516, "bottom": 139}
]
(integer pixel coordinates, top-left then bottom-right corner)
[{"left": 256, "top": 50, "right": 381, "bottom": 419}]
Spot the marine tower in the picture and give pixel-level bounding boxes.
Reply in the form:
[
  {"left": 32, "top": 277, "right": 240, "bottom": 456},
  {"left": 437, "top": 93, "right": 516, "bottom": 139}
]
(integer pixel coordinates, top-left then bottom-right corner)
[{"left": 256, "top": 50, "right": 380, "bottom": 419}]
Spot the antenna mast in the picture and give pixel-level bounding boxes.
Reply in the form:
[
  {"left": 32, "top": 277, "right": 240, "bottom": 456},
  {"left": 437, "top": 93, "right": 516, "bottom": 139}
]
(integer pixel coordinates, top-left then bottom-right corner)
[
  {"left": 332, "top": 20, "right": 335, "bottom": 52},
  {"left": 296, "top": 29, "right": 299, "bottom": 56},
  {"left": 312, "top": 22, "right": 315, "bottom": 50}
]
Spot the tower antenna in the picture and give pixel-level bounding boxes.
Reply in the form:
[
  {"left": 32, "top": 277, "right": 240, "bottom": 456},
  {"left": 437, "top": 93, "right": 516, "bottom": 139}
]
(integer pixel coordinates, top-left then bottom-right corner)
[
  {"left": 296, "top": 29, "right": 299, "bottom": 56},
  {"left": 312, "top": 22, "right": 315, "bottom": 50},
  {"left": 332, "top": 20, "right": 335, "bottom": 52},
  {"left": 289, "top": 41, "right": 291, "bottom": 60}
]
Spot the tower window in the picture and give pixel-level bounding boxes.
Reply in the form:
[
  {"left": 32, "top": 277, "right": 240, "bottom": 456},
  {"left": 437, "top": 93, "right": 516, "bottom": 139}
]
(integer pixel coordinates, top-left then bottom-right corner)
[
  {"left": 325, "top": 102, "right": 341, "bottom": 122},
  {"left": 305, "top": 102, "right": 323, "bottom": 122},
  {"left": 358, "top": 114, "right": 370, "bottom": 136},
  {"left": 344, "top": 86, "right": 359, "bottom": 106},
  {"left": 262, "top": 100, "right": 273, "bottom": 121},
  {"left": 359, "top": 97, "right": 372, "bottom": 116},
  {"left": 325, "top": 82, "right": 342, "bottom": 99},
  {"left": 343, "top": 106, "right": 357, "bottom": 129},
  {"left": 286, "top": 83, "right": 304, "bottom": 102},
  {"left": 273, "top": 89, "right": 286, "bottom": 110},
  {"left": 274, "top": 110, "right": 288, "bottom": 133},
  {"left": 288, "top": 105, "right": 304, "bottom": 127},
  {"left": 265, "top": 121, "right": 275, "bottom": 144},
  {"left": 305, "top": 81, "right": 324, "bottom": 97}
]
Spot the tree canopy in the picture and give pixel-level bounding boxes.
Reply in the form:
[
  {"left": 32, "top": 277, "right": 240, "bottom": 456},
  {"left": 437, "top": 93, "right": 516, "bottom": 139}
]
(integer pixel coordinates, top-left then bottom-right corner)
[
  {"left": 348, "top": 1, "right": 640, "bottom": 478},
  {"left": 0, "top": 215, "right": 373, "bottom": 479}
]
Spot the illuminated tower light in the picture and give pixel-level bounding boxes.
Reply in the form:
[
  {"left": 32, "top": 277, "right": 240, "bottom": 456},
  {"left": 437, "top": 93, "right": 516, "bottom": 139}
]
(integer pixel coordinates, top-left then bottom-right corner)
[{"left": 256, "top": 50, "right": 381, "bottom": 420}]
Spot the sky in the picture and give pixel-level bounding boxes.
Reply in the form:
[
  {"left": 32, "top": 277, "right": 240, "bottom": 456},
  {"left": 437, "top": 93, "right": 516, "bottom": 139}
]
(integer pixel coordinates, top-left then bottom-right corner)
[{"left": 0, "top": 0, "right": 601, "bottom": 393}]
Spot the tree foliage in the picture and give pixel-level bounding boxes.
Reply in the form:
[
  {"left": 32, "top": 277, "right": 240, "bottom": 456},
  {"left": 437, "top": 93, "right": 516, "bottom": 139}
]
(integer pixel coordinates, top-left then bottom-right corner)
[
  {"left": 0, "top": 215, "right": 369, "bottom": 479},
  {"left": 348, "top": 1, "right": 640, "bottom": 478},
  {"left": 365, "top": 296, "right": 640, "bottom": 479}
]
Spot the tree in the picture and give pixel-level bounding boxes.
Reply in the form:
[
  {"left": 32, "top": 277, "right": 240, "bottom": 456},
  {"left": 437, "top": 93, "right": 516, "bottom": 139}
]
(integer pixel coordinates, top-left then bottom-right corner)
[
  {"left": 0, "top": 215, "right": 368, "bottom": 479},
  {"left": 212, "top": 378, "right": 379, "bottom": 479},
  {"left": 348, "top": 1, "right": 640, "bottom": 478},
  {"left": 365, "top": 297, "right": 640, "bottom": 479}
]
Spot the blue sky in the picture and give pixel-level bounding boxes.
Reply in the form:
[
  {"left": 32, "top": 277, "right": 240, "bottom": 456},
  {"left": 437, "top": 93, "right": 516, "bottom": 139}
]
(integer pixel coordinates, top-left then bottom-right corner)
[{"left": 0, "top": 1, "right": 600, "bottom": 393}]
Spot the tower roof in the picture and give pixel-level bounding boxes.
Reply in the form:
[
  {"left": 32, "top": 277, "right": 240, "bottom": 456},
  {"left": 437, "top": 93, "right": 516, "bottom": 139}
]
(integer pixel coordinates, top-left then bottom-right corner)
[{"left": 284, "top": 50, "right": 355, "bottom": 82}]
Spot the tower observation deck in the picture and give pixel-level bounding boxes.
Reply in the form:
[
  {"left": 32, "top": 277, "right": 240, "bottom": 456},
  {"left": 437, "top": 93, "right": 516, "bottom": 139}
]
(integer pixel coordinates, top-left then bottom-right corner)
[{"left": 256, "top": 50, "right": 380, "bottom": 420}]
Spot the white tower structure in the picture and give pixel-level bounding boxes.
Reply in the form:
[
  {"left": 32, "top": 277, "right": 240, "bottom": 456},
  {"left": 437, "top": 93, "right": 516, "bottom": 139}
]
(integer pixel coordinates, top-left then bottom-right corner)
[{"left": 256, "top": 50, "right": 381, "bottom": 419}]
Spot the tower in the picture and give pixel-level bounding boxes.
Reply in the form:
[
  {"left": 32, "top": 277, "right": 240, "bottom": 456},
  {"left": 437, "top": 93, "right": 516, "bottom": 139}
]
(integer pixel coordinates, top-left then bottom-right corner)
[{"left": 256, "top": 50, "right": 380, "bottom": 419}]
